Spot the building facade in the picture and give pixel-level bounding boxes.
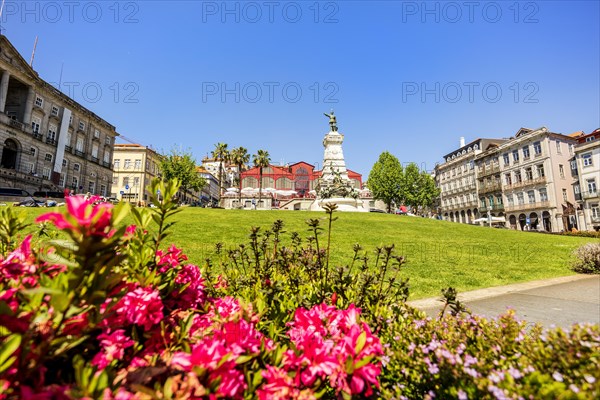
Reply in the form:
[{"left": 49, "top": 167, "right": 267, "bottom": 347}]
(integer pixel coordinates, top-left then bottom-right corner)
[
  {"left": 0, "top": 35, "right": 117, "bottom": 196},
  {"left": 436, "top": 127, "right": 581, "bottom": 232},
  {"left": 111, "top": 144, "right": 161, "bottom": 203},
  {"left": 573, "top": 129, "right": 600, "bottom": 231},
  {"left": 436, "top": 138, "right": 505, "bottom": 223},
  {"left": 197, "top": 166, "right": 220, "bottom": 206}
]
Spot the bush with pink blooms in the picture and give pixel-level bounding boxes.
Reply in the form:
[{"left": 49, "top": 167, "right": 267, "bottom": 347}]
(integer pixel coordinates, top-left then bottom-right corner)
[
  {"left": 0, "top": 180, "right": 383, "bottom": 399},
  {"left": 1, "top": 180, "right": 599, "bottom": 399}
]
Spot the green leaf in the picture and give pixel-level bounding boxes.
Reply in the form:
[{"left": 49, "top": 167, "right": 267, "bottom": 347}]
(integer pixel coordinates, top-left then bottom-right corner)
[
  {"left": 0, "top": 334, "right": 21, "bottom": 374},
  {"left": 354, "top": 331, "right": 367, "bottom": 354}
]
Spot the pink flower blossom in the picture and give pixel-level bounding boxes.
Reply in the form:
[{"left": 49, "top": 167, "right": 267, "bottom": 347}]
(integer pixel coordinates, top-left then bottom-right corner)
[
  {"left": 92, "top": 330, "right": 134, "bottom": 370},
  {"left": 36, "top": 195, "right": 113, "bottom": 237},
  {"left": 114, "top": 286, "right": 164, "bottom": 330}
]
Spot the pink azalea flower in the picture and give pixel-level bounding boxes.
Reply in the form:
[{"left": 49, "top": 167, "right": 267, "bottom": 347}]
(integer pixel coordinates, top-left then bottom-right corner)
[
  {"left": 36, "top": 195, "right": 113, "bottom": 237},
  {"left": 0, "top": 235, "right": 36, "bottom": 282},
  {"left": 92, "top": 329, "right": 134, "bottom": 370},
  {"left": 114, "top": 286, "right": 164, "bottom": 330}
]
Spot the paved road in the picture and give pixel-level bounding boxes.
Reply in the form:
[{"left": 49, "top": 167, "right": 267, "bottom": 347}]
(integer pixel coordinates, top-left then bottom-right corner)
[{"left": 408, "top": 275, "right": 600, "bottom": 329}]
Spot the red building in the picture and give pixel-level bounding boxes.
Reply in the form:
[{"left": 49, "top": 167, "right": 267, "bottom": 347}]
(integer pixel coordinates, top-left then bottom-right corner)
[{"left": 240, "top": 162, "right": 362, "bottom": 197}]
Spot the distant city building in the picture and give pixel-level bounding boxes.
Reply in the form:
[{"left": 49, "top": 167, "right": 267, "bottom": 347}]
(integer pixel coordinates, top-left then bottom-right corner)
[
  {"left": 0, "top": 35, "right": 117, "bottom": 195},
  {"left": 436, "top": 127, "right": 583, "bottom": 232},
  {"left": 572, "top": 128, "right": 600, "bottom": 231},
  {"left": 222, "top": 161, "right": 362, "bottom": 210},
  {"left": 197, "top": 166, "right": 219, "bottom": 206},
  {"left": 111, "top": 144, "right": 162, "bottom": 203},
  {"left": 436, "top": 137, "right": 506, "bottom": 223}
]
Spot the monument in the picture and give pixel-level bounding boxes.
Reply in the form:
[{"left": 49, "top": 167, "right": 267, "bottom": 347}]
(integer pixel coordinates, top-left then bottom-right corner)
[{"left": 310, "top": 112, "right": 366, "bottom": 212}]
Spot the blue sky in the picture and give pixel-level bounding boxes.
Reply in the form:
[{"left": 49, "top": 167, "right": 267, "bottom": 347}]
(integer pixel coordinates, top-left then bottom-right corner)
[{"left": 3, "top": 0, "right": 599, "bottom": 176}]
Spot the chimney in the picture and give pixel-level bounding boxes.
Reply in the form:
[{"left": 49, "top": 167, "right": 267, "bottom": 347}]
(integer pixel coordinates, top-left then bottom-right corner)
[{"left": 460, "top": 137, "right": 465, "bottom": 147}]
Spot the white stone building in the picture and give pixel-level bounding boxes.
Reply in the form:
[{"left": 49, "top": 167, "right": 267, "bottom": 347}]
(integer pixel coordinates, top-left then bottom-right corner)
[{"left": 573, "top": 129, "right": 600, "bottom": 231}]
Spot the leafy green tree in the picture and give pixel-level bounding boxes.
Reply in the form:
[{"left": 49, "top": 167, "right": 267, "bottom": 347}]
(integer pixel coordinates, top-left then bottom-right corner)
[
  {"left": 403, "top": 163, "right": 421, "bottom": 210},
  {"left": 230, "top": 146, "right": 250, "bottom": 206},
  {"left": 159, "top": 148, "right": 206, "bottom": 203},
  {"left": 252, "top": 149, "right": 271, "bottom": 207},
  {"left": 367, "top": 152, "right": 404, "bottom": 213},
  {"left": 211, "top": 143, "right": 229, "bottom": 198},
  {"left": 415, "top": 169, "right": 440, "bottom": 211}
]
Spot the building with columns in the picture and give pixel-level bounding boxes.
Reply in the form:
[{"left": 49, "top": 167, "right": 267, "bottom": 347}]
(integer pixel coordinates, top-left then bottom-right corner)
[
  {"left": 0, "top": 35, "right": 117, "bottom": 195},
  {"left": 572, "top": 128, "right": 600, "bottom": 231}
]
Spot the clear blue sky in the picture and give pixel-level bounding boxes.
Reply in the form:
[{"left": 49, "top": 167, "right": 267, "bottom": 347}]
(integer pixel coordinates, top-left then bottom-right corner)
[{"left": 3, "top": 1, "right": 599, "bottom": 176}]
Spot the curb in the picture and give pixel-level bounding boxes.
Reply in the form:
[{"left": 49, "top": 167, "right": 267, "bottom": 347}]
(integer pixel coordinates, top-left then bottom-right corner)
[{"left": 407, "top": 274, "right": 597, "bottom": 310}]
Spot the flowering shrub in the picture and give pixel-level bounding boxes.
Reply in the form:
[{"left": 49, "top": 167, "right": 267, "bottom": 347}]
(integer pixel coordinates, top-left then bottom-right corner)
[
  {"left": 571, "top": 242, "right": 600, "bottom": 274},
  {"left": 0, "top": 180, "right": 383, "bottom": 399},
  {"left": 1, "top": 179, "right": 599, "bottom": 399}
]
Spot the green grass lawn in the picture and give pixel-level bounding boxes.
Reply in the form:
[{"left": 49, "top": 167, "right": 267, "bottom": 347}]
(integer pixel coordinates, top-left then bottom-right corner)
[{"left": 10, "top": 206, "right": 595, "bottom": 300}]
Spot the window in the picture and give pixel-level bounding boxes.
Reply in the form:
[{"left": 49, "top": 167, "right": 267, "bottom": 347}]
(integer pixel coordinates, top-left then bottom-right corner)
[
  {"left": 47, "top": 124, "right": 57, "bottom": 141},
  {"left": 42, "top": 167, "right": 51, "bottom": 179},
  {"left": 496, "top": 195, "right": 503, "bottom": 205},
  {"left": 123, "top": 177, "right": 129, "bottom": 187},
  {"left": 66, "top": 132, "right": 72, "bottom": 145},
  {"left": 104, "top": 151, "right": 111, "bottom": 163},
  {"left": 88, "top": 181, "right": 95, "bottom": 193},
  {"left": 514, "top": 170, "right": 522, "bottom": 183},
  {"left": 583, "top": 153, "right": 593, "bottom": 167},
  {"left": 505, "top": 173, "right": 512, "bottom": 185},
  {"left": 69, "top": 115, "right": 73, "bottom": 125},
  {"left": 44, "top": 153, "right": 53, "bottom": 162},
  {"left": 536, "top": 164, "right": 545, "bottom": 178},
  {"left": 586, "top": 136, "right": 596, "bottom": 143},
  {"left": 105, "top": 136, "right": 111, "bottom": 145},
  {"left": 73, "top": 163, "right": 81, "bottom": 172},
  {"left": 533, "top": 141, "right": 542, "bottom": 155},
  {"left": 51, "top": 106, "right": 59, "bottom": 116},
  {"left": 525, "top": 167, "right": 533, "bottom": 181},
  {"left": 512, "top": 150, "right": 519, "bottom": 162},
  {"left": 587, "top": 179, "right": 597, "bottom": 194},
  {"left": 571, "top": 160, "right": 578, "bottom": 170},
  {"left": 100, "top": 185, "right": 107, "bottom": 197},
  {"left": 562, "top": 189, "right": 568, "bottom": 202},
  {"left": 506, "top": 194, "right": 514, "bottom": 206},
  {"left": 112, "top": 177, "right": 118, "bottom": 185},
  {"left": 31, "top": 116, "right": 41, "bottom": 133},
  {"left": 72, "top": 176, "right": 78, "bottom": 188},
  {"left": 76, "top": 137, "right": 84, "bottom": 152},
  {"left": 574, "top": 185, "right": 580, "bottom": 194},
  {"left": 62, "top": 159, "right": 68, "bottom": 167},
  {"left": 58, "top": 174, "right": 65, "bottom": 187},
  {"left": 114, "top": 159, "right": 120, "bottom": 169},
  {"left": 92, "top": 144, "right": 99, "bottom": 158},
  {"left": 592, "top": 204, "right": 599, "bottom": 219},
  {"left": 556, "top": 141, "right": 562, "bottom": 154},
  {"left": 134, "top": 159, "right": 141, "bottom": 170},
  {"left": 35, "top": 96, "right": 44, "bottom": 107},
  {"left": 503, "top": 153, "right": 510, "bottom": 165},
  {"left": 30, "top": 147, "right": 37, "bottom": 157},
  {"left": 94, "top": 129, "right": 100, "bottom": 138},
  {"left": 124, "top": 159, "right": 131, "bottom": 169},
  {"left": 78, "top": 121, "right": 85, "bottom": 131},
  {"left": 559, "top": 164, "right": 565, "bottom": 178},
  {"left": 522, "top": 146, "right": 530, "bottom": 158},
  {"left": 539, "top": 188, "right": 548, "bottom": 202},
  {"left": 517, "top": 193, "right": 525, "bottom": 205},
  {"left": 469, "top": 160, "right": 474, "bottom": 170},
  {"left": 528, "top": 190, "right": 535, "bottom": 203},
  {"left": 569, "top": 144, "right": 574, "bottom": 156},
  {"left": 133, "top": 177, "right": 140, "bottom": 186}
]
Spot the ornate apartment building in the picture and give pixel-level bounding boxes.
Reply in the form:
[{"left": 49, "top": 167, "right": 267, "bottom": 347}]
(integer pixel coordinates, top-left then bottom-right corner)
[
  {"left": 111, "top": 144, "right": 162, "bottom": 203},
  {"left": 573, "top": 129, "right": 600, "bottom": 231},
  {"left": 436, "top": 138, "right": 506, "bottom": 223},
  {"left": 0, "top": 35, "right": 117, "bottom": 195},
  {"left": 437, "top": 127, "right": 583, "bottom": 232}
]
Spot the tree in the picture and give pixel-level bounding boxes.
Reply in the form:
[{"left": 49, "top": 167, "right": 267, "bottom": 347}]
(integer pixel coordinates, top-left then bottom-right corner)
[
  {"left": 403, "top": 163, "right": 421, "bottom": 210},
  {"left": 415, "top": 169, "right": 440, "bottom": 211},
  {"left": 230, "top": 146, "right": 250, "bottom": 207},
  {"left": 159, "top": 148, "right": 205, "bottom": 203},
  {"left": 367, "top": 152, "right": 403, "bottom": 213},
  {"left": 252, "top": 149, "right": 270, "bottom": 208},
  {"left": 211, "top": 143, "right": 229, "bottom": 198},
  {"left": 403, "top": 163, "right": 440, "bottom": 213}
]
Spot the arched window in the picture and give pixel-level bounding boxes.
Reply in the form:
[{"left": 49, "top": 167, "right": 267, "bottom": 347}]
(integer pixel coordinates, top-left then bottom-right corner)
[
  {"left": 243, "top": 177, "right": 258, "bottom": 188},
  {"left": 295, "top": 167, "right": 310, "bottom": 195},
  {"left": 277, "top": 177, "right": 293, "bottom": 189}
]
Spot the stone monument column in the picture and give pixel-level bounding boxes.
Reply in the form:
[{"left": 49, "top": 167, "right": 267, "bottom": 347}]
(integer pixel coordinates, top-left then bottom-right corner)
[{"left": 0, "top": 70, "right": 10, "bottom": 113}]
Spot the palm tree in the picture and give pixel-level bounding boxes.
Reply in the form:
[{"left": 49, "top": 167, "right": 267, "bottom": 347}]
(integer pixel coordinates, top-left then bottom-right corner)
[
  {"left": 230, "top": 146, "right": 250, "bottom": 207},
  {"left": 211, "top": 143, "right": 229, "bottom": 200},
  {"left": 252, "top": 149, "right": 270, "bottom": 208}
]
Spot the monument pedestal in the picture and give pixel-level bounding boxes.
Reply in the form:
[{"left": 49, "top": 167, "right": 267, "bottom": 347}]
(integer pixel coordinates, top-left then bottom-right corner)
[{"left": 310, "top": 197, "right": 367, "bottom": 212}]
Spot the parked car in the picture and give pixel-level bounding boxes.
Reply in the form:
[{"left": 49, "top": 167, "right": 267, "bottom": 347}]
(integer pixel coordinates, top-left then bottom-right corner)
[
  {"left": 33, "top": 191, "right": 65, "bottom": 199},
  {"left": 0, "top": 187, "right": 33, "bottom": 204},
  {"left": 369, "top": 208, "right": 386, "bottom": 213}
]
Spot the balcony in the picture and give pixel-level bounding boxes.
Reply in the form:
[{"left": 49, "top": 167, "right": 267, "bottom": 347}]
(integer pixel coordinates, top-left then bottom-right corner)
[
  {"left": 504, "top": 201, "right": 550, "bottom": 212},
  {"left": 90, "top": 156, "right": 100, "bottom": 164},
  {"left": 33, "top": 132, "right": 43, "bottom": 141},
  {"left": 74, "top": 150, "right": 86, "bottom": 158},
  {"left": 46, "top": 138, "right": 57, "bottom": 146},
  {"left": 478, "top": 164, "right": 501, "bottom": 177},
  {"left": 102, "top": 161, "right": 111, "bottom": 168},
  {"left": 505, "top": 176, "right": 547, "bottom": 191},
  {"left": 479, "top": 182, "right": 502, "bottom": 194},
  {"left": 9, "top": 119, "right": 25, "bottom": 131},
  {"left": 65, "top": 145, "right": 73, "bottom": 153},
  {"left": 574, "top": 193, "right": 583, "bottom": 202},
  {"left": 591, "top": 216, "right": 600, "bottom": 223},
  {"left": 582, "top": 191, "right": 599, "bottom": 200},
  {"left": 480, "top": 204, "right": 505, "bottom": 213}
]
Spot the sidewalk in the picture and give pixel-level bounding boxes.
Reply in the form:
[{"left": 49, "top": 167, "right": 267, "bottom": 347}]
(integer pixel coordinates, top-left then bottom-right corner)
[{"left": 407, "top": 275, "right": 600, "bottom": 329}]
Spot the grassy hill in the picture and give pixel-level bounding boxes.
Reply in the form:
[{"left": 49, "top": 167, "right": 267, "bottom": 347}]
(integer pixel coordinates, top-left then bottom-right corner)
[{"left": 11, "top": 206, "right": 594, "bottom": 299}]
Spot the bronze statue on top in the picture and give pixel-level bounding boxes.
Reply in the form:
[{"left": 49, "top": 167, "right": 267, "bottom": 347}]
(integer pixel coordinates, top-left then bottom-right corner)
[{"left": 324, "top": 111, "right": 338, "bottom": 132}]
